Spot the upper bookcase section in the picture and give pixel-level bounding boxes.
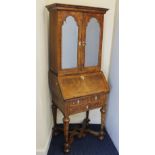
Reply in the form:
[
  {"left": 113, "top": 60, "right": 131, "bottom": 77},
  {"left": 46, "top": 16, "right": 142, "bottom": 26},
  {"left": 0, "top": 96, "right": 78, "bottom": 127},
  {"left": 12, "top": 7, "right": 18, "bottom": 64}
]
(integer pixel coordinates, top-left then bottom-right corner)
[{"left": 46, "top": 3, "right": 108, "bottom": 14}]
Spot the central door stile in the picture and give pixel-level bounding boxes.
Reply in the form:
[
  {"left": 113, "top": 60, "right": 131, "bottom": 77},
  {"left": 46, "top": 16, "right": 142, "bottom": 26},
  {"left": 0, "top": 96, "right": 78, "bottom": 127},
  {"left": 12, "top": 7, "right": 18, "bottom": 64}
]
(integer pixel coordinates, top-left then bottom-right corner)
[
  {"left": 77, "top": 12, "right": 83, "bottom": 71},
  {"left": 80, "top": 13, "right": 86, "bottom": 71}
]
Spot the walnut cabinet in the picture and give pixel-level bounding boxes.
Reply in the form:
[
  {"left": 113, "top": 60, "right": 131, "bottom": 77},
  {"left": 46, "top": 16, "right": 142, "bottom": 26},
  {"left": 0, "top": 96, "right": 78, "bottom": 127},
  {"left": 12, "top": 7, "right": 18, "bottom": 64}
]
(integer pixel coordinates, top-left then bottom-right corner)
[{"left": 46, "top": 3, "right": 110, "bottom": 153}]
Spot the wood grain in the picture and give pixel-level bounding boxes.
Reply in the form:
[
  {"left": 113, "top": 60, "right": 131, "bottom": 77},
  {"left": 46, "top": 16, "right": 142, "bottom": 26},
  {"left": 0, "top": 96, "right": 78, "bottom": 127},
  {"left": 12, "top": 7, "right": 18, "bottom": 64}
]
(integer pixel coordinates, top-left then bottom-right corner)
[{"left": 58, "top": 72, "right": 109, "bottom": 100}]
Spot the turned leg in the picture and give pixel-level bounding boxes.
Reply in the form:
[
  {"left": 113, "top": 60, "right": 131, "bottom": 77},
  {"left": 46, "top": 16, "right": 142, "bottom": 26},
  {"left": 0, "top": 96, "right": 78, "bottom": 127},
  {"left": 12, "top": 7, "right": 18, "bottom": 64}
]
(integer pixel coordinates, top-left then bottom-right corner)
[
  {"left": 99, "top": 106, "right": 106, "bottom": 140},
  {"left": 86, "top": 111, "right": 90, "bottom": 128},
  {"left": 63, "top": 116, "right": 70, "bottom": 153},
  {"left": 52, "top": 102, "right": 57, "bottom": 136},
  {"left": 78, "top": 111, "right": 90, "bottom": 138}
]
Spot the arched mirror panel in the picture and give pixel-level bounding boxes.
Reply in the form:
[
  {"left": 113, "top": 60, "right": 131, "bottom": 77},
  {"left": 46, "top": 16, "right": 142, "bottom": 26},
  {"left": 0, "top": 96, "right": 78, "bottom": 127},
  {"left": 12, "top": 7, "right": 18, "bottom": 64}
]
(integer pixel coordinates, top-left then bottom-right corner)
[
  {"left": 61, "top": 16, "right": 78, "bottom": 69},
  {"left": 85, "top": 18, "right": 100, "bottom": 67}
]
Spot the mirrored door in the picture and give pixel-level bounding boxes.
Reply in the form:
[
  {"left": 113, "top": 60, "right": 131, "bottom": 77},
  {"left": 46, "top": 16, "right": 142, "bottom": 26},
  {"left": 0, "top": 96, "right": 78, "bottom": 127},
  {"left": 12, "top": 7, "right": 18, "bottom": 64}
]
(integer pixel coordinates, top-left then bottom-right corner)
[
  {"left": 60, "top": 11, "right": 83, "bottom": 74},
  {"left": 61, "top": 16, "right": 78, "bottom": 69},
  {"left": 82, "top": 14, "right": 103, "bottom": 71},
  {"left": 59, "top": 12, "right": 103, "bottom": 74},
  {"left": 85, "top": 17, "right": 100, "bottom": 67}
]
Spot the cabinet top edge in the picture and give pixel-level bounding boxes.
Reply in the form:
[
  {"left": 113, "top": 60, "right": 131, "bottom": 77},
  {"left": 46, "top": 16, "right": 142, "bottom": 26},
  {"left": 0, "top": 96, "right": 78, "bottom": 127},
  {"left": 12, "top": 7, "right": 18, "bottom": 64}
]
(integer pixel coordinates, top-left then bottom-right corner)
[{"left": 46, "top": 3, "right": 109, "bottom": 14}]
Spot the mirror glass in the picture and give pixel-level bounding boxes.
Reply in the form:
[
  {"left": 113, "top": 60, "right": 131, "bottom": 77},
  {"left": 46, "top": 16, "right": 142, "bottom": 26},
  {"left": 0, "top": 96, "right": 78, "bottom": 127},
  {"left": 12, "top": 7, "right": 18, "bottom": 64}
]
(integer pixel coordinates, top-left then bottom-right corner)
[
  {"left": 62, "top": 16, "right": 78, "bottom": 69},
  {"left": 85, "top": 18, "right": 100, "bottom": 67}
]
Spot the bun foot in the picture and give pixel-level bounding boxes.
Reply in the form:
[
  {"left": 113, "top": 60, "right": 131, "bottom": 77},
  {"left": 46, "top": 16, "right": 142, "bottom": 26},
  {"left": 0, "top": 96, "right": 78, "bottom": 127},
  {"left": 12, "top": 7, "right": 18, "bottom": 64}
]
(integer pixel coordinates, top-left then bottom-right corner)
[
  {"left": 52, "top": 128, "right": 59, "bottom": 137},
  {"left": 98, "top": 135, "right": 104, "bottom": 140},
  {"left": 64, "top": 143, "right": 70, "bottom": 153},
  {"left": 53, "top": 131, "right": 59, "bottom": 136},
  {"left": 98, "top": 131, "right": 104, "bottom": 140}
]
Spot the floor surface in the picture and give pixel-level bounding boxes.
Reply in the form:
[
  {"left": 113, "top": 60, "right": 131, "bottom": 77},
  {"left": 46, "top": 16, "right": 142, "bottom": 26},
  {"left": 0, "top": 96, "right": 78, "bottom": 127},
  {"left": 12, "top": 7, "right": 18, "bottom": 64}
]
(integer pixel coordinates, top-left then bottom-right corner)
[{"left": 47, "top": 124, "right": 119, "bottom": 155}]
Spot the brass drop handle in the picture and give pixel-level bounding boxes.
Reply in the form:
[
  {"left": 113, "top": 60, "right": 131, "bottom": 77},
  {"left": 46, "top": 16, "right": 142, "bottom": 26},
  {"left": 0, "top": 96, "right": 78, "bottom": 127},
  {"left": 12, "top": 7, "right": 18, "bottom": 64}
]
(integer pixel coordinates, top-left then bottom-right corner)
[
  {"left": 95, "top": 96, "right": 98, "bottom": 101},
  {"left": 86, "top": 105, "right": 89, "bottom": 109}
]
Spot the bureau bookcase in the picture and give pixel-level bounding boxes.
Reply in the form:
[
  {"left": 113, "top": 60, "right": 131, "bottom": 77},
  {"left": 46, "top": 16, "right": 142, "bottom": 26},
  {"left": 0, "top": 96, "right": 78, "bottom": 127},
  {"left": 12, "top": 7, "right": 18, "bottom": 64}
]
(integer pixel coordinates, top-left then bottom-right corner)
[{"left": 46, "top": 3, "right": 109, "bottom": 153}]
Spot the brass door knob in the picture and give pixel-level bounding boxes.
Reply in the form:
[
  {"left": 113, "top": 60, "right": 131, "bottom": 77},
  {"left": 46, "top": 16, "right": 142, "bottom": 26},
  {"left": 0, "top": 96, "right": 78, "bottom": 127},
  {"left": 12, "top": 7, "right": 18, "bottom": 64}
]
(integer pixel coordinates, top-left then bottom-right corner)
[
  {"left": 78, "top": 41, "right": 82, "bottom": 46},
  {"left": 82, "top": 41, "right": 86, "bottom": 46},
  {"left": 95, "top": 96, "right": 98, "bottom": 100}
]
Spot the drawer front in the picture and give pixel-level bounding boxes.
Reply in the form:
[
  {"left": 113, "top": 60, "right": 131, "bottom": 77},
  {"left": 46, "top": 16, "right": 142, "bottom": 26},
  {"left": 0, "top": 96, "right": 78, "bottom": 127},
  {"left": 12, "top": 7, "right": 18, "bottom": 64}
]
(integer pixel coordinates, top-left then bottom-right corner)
[{"left": 67, "top": 94, "right": 106, "bottom": 115}]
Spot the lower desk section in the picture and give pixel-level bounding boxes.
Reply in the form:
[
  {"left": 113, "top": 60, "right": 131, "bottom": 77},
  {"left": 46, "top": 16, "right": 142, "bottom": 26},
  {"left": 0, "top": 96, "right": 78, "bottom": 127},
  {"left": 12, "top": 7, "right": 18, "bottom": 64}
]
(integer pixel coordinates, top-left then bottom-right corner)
[{"left": 65, "top": 93, "right": 107, "bottom": 115}]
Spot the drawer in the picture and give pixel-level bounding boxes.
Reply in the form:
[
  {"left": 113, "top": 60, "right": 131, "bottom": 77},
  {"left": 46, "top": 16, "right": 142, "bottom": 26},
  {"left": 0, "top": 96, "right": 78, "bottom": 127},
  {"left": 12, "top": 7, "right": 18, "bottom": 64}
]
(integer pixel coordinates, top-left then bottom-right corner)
[
  {"left": 66, "top": 94, "right": 106, "bottom": 115},
  {"left": 67, "top": 98, "right": 88, "bottom": 115},
  {"left": 89, "top": 94, "right": 106, "bottom": 109}
]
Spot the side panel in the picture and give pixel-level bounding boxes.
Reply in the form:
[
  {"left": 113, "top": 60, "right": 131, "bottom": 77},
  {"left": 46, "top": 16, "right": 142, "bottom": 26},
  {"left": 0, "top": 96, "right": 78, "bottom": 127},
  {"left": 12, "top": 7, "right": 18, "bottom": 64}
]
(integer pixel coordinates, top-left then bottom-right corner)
[
  {"left": 49, "top": 71, "right": 65, "bottom": 114},
  {"left": 49, "top": 10, "right": 58, "bottom": 73}
]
